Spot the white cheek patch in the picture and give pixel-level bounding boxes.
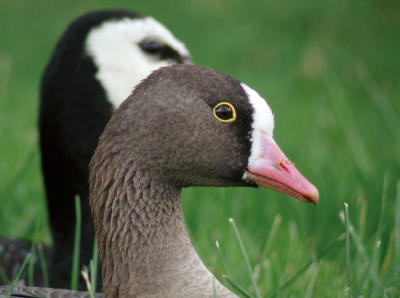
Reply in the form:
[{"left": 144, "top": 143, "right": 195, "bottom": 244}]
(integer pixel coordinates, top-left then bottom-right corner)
[
  {"left": 85, "top": 17, "right": 190, "bottom": 108},
  {"left": 240, "top": 83, "right": 274, "bottom": 169}
]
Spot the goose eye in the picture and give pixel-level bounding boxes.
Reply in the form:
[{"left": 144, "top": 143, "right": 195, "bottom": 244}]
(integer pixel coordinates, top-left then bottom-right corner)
[
  {"left": 213, "top": 102, "right": 236, "bottom": 123},
  {"left": 139, "top": 40, "right": 163, "bottom": 54},
  {"left": 139, "top": 40, "right": 182, "bottom": 62}
]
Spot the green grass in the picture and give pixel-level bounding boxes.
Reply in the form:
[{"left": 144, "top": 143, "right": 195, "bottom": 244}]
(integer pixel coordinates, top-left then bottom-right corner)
[
  {"left": 1, "top": 0, "right": 399, "bottom": 296},
  {"left": 71, "top": 196, "right": 82, "bottom": 291}
]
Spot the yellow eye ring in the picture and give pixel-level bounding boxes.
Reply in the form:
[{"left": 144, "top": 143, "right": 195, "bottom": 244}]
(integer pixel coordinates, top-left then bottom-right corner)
[{"left": 212, "top": 102, "right": 236, "bottom": 123}]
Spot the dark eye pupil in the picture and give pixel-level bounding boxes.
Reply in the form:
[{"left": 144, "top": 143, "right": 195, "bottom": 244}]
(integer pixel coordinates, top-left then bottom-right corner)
[{"left": 215, "top": 105, "right": 233, "bottom": 120}]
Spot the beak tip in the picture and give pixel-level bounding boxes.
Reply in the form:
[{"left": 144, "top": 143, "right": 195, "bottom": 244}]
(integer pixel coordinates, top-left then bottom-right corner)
[{"left": 307, "top": 187, "right": 320, "bottom": 205}]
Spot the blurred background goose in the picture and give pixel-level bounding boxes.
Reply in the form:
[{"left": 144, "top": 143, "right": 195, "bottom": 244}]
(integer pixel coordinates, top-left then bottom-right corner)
[
  {"left": 0, "top": 9, "right": 191, "bottom": 289},
  {"left": 1, "top": 64, "right": 318, "bottom": 297}
]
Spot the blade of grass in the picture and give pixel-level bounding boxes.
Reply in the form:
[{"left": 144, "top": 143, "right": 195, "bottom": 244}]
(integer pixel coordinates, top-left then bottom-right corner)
[
  {"left": 213, "top": 277, "right": 217, "bottom": 298},
  {"left": 71, "top": 195, "right": 82, "bottom": 290},
  {"left": 216, "top": 241, "right": 228, "bottom": 275},
  {"left": 344, "top": 203, "right": 351, "bottom": 298},
  {"left": 272, "top": 258, "right": 315, "bottom": 296},
  {"left": 374, "top": 174, "right": 390, "bottom": 240},
  {"left": 355, "top": 188, "right": 367, "bottom": 243},
  {"left": 304, "top": 262, "right": 320, "bottom": 298},
  {"left": 216, "top": 240, "right": 246, "bottom": 296},
  {"left": 37, "top": 242, "right": 49, "bottom": 287},
  {"left": 0, "top": 269, "right": 9, "bottom": 284},
  {"left": 253, "top": 214, "right": 281, "bottom": 283},
  {"left": 370, "top": 175, "right": 392, "bottom": 283},
  {"left": 90, "top": 238, "right": 99, "bottom": 292},
  {"left": 0, "top": 250, "right": 10, "bottom": 284},
  {"left": 6, "top": 252, "right": 31, "bottom": 296},
  {"left": 353, "top": 252, "right": 373, "bottom": 297},
  {"left": 222, "top": 275, "right": 255, "bottom": 298},
  {"left": 27, "top": 243, "right": 35, "bottom": 286},
  {"left": 367, "top": 263, "right": 400, "bottom": 296},
  {"left": 267, "top": 233, "right": 345, "bottom": 296},
  {"left": 339, "top": 211, "right": 381, "bottom": 286},
  {"left": 395, "top": 181, "right": 400, "bottom": 263},
  {"left": 81, "top": 266, "right": 95, "bottom": 298},
  {"left": 381, "top": 264, "right": 400, "bottom": 285},
  {"left": 229, "top": 218, "right": 261, "bottom": 298},
  {"left": 257, "top": 214, "right": 282, "bottom": 265}
]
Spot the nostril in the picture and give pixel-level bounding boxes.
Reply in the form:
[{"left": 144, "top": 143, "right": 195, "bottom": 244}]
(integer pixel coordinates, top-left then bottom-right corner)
[{"left": 277, "top": 159, "right": 290, "bottom": 172}]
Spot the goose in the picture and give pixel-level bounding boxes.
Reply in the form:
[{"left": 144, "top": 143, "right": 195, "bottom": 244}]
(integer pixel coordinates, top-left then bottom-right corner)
[
  {"left": 0, "top": 9, "right": 191, "bottom": 289},
  {"left": 0, "top": 64, "right": 318, "bottom": 297}
]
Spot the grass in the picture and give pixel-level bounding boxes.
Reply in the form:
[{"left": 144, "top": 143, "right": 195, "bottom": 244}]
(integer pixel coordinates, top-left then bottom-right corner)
[
  {"left": 71, "top": 196, "right": 82, "bottom": 291},
  {"left": 229, "top": 218, "right": 261, "bottom": 298},
  {"left": 0, "top": 0, "right": 399, "bottom": 296},
  {"left": 6, "top": 252, "right": 31, "bottom": 296},
  {"left": 344, "top": 203, "right": 351, "bottom": 297}
]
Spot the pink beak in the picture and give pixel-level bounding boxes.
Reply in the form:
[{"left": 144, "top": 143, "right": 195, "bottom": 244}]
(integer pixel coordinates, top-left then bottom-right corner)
[{"left": 244, "top": 134, "right": 319, "bottom": 204}]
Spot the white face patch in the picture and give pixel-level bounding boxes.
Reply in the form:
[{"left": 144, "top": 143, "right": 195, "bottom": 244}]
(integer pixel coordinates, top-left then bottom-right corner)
[
  {"left": 240, "top": 83, "right": 275, "bottom": 169},
  {"left": 85, "top": 17, "right": 190, "bottom": 108}
]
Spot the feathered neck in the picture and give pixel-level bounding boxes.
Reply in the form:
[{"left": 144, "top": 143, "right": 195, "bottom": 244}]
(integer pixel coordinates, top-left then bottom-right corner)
[{"left": 90, "top": 161, "right": 237, "bottom": 297}]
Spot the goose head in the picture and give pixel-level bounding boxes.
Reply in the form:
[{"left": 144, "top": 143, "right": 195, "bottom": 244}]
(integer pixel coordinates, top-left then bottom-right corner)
[
  {"left": 43, "top": 9, "right": 192, "bottom": 110},
  {"left": 93, "top": 64, "right": 318, "bottom": 201},
  {"left": 89, "top": 64, "right": 319, "bottom": 297},
  {"left": 84, "top": 10, "right": 192, "bottom": 108}
]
